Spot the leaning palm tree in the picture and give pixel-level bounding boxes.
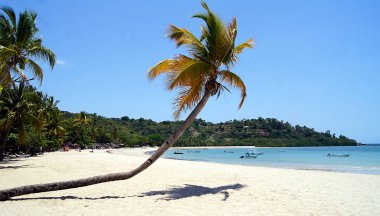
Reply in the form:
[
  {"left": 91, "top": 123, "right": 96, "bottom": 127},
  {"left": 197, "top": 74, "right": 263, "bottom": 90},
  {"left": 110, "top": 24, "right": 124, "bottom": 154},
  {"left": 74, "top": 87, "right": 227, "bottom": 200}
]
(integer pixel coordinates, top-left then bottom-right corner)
[
  {"left": 0, "top": 1, "right": 253, "bottom": 201},
  {"left": 0, "top": 7, "right": 55, "bottom": 86}
]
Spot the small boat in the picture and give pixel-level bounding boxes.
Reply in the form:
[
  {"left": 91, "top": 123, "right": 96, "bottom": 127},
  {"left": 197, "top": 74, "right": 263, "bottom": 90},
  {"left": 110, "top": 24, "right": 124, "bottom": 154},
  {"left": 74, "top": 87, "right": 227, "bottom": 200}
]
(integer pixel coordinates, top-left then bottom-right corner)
[
  {"left": 187, "top": 150, "right": 200, "bottom": 153},
  {"left": 247, "top": 149, "right": 264, "bottom": 155},
  {"left": 224, "top": 150, "right": 234, "bottom": 153},
  {"left": 240, "top": 152, "right": 257, "bottom": 159},
  {"left": 327, "top": 153, "right": 350, "bottom": 157},
  {"left": 173, "top": 150, "right": 184, "bottom": 154},
  {"left": 240, "top": 149, "right": 261, "bottom": 159}
]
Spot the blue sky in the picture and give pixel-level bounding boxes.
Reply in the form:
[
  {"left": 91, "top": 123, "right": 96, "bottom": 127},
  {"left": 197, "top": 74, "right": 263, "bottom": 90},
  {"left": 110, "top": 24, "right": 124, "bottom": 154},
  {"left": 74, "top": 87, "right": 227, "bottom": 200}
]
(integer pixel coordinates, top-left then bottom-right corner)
[{"left": 5, "top": 0, "right": 380, "bottom": 143}]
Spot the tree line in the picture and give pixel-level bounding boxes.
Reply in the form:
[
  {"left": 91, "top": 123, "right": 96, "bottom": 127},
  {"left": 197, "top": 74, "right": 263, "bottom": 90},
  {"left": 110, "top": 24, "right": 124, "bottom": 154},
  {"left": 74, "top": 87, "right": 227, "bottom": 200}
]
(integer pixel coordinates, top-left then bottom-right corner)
[{"left": 60, "top": 112, "right": 359, "bottom": 148}]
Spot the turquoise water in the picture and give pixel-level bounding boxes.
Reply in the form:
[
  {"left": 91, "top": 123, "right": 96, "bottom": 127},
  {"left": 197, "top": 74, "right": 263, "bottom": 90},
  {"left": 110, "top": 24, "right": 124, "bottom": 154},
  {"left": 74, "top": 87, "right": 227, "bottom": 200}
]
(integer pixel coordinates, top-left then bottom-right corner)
[{"left": 163, "top": 146, "right": 380, "bottom": 175}]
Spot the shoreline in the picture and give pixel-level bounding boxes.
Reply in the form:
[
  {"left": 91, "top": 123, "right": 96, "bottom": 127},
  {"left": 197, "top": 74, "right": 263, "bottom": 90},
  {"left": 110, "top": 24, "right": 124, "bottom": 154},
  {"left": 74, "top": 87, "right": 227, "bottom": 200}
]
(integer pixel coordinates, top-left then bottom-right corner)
[
  {"left": 1, "top": 149, "right": 379, "bottom": 215},
  {"left": 168, "top": 145, "right": 361, "bottom": 149},
  {"left": 139, "top": 146, "right": 380, "bottom": 176}
]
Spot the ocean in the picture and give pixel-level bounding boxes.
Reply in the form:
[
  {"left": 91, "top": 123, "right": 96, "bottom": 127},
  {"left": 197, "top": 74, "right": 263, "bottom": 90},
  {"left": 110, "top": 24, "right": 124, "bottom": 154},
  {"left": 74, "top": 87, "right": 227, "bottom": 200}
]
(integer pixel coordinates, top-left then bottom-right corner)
[{"left": 162, "top": 146, "right": 380, "bottom": 175}]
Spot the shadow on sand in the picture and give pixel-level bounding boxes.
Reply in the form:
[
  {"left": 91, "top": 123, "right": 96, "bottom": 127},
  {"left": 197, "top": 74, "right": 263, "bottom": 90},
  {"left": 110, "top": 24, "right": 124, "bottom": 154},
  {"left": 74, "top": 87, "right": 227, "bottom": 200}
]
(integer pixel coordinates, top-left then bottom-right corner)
[
  {"left": 0, "top": 164, "right": 35, "bottom": 170},
  {"left": 7, "top": 183, "right": 245, "bottom": 202},
  {"left": 9, "top": 195, "right": 127, "bottom": 201},
  {"left": 138, "top": 183, "right": 245, "bottom": 201}
]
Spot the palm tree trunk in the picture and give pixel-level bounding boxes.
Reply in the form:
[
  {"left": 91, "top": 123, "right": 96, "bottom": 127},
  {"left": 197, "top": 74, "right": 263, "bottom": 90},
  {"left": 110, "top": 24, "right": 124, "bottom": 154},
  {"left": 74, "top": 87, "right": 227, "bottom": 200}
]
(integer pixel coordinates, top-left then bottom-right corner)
[
  {"left": 0, "top": 139, "right": 5, "bottom": 161},
  {"left": 0, "top": 90, "right": 212, "bottom": 201},
  {"left": 0, "top": 128, "right": 11, "bottom": 161}
]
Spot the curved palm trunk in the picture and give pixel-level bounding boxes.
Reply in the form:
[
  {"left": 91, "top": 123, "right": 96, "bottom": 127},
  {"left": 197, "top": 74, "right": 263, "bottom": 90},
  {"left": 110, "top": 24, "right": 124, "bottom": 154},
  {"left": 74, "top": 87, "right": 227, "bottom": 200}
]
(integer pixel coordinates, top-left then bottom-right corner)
[{"left": 0, "top": 90, "right": 212, "bottom": 201}]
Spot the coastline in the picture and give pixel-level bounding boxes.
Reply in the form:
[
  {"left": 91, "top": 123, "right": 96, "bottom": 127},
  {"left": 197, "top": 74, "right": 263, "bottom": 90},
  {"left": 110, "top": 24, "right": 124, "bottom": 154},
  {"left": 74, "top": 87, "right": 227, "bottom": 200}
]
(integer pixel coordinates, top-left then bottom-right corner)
[
  {"left": 1, "top": 149, "right": 380, "bottom": 215},
  {"left": 143, "top": 146, "right": 380, "bottom": 175}
]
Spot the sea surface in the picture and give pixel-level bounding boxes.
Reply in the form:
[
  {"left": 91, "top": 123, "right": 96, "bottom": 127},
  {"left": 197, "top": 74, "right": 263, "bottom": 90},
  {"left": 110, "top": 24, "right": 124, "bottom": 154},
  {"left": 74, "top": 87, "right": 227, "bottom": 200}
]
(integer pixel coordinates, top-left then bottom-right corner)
[{"left": 162, "top": 146, "right": 380, "bottom": 175}]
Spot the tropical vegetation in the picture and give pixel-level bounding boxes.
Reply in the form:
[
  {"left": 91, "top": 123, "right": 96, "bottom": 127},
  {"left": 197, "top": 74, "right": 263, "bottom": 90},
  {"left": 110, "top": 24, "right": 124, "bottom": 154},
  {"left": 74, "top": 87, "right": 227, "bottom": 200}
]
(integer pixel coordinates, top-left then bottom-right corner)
[
  {"left": 0, "top": 7, "right": 56, "bottom": 160},
  {"left": 59, "top": 112, "right": 359, "bottom": 148}
]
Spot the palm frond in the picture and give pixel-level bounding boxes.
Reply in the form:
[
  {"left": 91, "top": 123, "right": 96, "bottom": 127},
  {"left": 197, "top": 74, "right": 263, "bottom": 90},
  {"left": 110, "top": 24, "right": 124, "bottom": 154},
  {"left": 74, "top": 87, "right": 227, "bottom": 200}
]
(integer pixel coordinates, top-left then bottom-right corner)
[
  {"left": 0, "top": 45, "right": 16, "bottom": 57},
  {"left": 0, "top": 7, "right": 16, "bottom": 29},
  {"left": 227, "top": 17, "right": 237, "bottom": 39},
  {"left": 173, "top": 79, "right": 204, "bottom": 119},
  {"left": 13, "top": 66, "right": 27, "bottom": 81},
  {"left": 220, "top": 70, "right": 247, "bottom": 109},
  {"left": 199, "top": 25, "right": 208, "bottom": 42},
  {"left": 192, "top": 2, "right": 233, "bottom": 65},
  {"left": 167, "top": 55, "right": 209, "bottom": 89},
  {"left": 167, "top": 25, "right": 208, "bottom": 59},
  {"left": 0, "top": 14, "right": 15, "bottom": 44},
  {"left": 28, "top": 46, "right": 56, "bottom": 69},
  {"left": 234, "top": 39, "right": 254, "bottom": 55},
  {"left": 147, "top": 59, "right": 174, "bottom": 80},
  {"left": 16, "top": 10, "right": 38, "bottom": 45},
  {"left": 25, "top": 58, "right": 43, "bottom": 84},
  {"left": 0, "top": 62, "right": 12, "bottom": 85},
  {"left": 192, "top": 13, "right": 209, "bottom": 24}
]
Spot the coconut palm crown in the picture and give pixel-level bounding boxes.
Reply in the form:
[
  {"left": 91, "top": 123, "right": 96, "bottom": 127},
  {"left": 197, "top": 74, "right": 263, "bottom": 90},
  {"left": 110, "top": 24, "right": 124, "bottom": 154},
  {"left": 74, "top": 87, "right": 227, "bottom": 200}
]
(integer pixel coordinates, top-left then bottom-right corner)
[
  {"left": 148, "top": 1, "right": 253, "bottom": 119},
  {"left": 0, "top": 7, "right": 56, "bottom": 85}
]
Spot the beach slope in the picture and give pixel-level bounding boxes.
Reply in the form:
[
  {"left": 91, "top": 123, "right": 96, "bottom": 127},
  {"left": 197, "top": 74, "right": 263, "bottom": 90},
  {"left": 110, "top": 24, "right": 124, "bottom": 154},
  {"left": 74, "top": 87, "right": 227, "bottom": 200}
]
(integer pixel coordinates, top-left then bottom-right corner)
[{"left": 1, "top": 149, "right": 379, "bottom": 216}]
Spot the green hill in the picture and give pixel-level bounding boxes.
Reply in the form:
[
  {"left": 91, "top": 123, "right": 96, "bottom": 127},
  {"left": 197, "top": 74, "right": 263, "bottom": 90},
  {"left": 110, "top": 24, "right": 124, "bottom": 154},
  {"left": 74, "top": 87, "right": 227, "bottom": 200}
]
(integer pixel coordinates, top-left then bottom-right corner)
[{"left": 61, "top": 111, "right": 358, "bottom": 147}]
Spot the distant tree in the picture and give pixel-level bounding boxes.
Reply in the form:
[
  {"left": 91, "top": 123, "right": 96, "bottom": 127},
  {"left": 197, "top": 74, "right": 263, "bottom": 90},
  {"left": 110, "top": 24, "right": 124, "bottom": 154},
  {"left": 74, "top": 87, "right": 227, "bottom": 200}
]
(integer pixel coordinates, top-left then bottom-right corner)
[
  {"left": 45, "top": 108, "right": 65, "bottom": 148},
  {"left": 71, "top": 111, "right": 91, "bottom": 145}
]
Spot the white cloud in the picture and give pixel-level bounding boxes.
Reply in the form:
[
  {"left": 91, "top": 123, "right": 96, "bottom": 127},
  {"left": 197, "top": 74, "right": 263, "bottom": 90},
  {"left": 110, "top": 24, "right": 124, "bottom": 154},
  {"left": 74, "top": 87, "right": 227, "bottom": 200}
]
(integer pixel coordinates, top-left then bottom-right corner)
[{"left": 56, "top": 59, "right": 66, "bottom": 65}]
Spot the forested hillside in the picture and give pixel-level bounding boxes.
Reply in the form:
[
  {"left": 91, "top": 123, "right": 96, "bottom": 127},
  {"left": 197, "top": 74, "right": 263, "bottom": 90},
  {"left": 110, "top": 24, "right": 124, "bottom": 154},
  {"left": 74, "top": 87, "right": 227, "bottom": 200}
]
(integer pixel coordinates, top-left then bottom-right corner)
[{"left": 61, "top": 112, "right": 358, "bottom": 148}]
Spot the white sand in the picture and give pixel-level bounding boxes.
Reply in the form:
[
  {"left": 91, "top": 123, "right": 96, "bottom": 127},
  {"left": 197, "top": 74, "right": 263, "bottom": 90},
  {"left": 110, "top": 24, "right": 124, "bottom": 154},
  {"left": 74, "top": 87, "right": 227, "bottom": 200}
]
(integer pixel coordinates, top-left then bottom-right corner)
[{"left": 1, "top": 148, "right": 380, "bottom": 216}]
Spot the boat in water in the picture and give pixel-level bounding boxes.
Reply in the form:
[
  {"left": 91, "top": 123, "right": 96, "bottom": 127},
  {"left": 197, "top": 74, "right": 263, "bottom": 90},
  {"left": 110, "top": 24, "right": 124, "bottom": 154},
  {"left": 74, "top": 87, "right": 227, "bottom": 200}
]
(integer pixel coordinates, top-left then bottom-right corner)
[
  {"left": 224, "top": 150, "right": 234, "bottom": 153},
  {"left": 327, "top": 153, "right": 350, "bottom": 157},
  {"left": 240, "top": 149, "right": 263, "bottom": 159},
  {"left": 240, "top": 152, "right": 257, "bottom": 159},
  {"left": 248, "top": 149, "right": 264, "bottom": 155},
  {"left": 187, "top": 150, "right": 200, "bottom": 153},
  {"left": 173, "top": 150, "right": 184, "bottom": 154}
]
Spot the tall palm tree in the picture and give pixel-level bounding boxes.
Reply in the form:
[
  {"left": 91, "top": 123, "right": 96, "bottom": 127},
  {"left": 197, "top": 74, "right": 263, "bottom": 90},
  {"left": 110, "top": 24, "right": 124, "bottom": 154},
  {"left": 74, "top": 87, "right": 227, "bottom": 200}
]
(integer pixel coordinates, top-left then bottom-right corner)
[
  {"left": 29, "top": 91, "right": 46, "bottom": 133},
  {"left": 31, "top": 93, "right": 64, "bottom": 149},
  {"left": 43, "top": 96, "right": 63, "bottom": 139},
  {"left": 0, "top": 2, "right": 253, "bottom": 201},
  {"left": 0, "top": 82, "right": 35, "bottom": 160},
  {"left": 0, "top": 7, "right": 55, "bottom": 86},
  {"left": 45, "top": 108, "right": 65, "bottom": 146}
]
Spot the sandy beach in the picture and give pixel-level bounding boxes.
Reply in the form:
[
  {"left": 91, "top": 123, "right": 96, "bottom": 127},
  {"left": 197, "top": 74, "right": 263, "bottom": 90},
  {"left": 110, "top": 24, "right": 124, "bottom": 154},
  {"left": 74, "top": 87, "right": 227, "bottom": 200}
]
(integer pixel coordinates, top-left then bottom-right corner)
[{"left": 1, "top": 148, "right": 380, "bottom": 216}]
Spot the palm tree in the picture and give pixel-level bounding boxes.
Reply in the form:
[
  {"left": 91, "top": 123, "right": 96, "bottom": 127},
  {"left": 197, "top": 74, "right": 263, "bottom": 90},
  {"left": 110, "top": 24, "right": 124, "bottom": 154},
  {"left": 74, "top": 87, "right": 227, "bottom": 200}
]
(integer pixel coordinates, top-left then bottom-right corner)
[
  {"left": 0, "top": 82, "right": 35, "bottom": 160},
  {"left": 29, "top": 91, "right": 46, "bottom": 134},
  {"left": 45, "top": 108, "right": 65, "bottom": 148},
  {"left": 73, "top": 111, "right": 91, "bottom": 127},
  {"left": 70, "top": 111, "right": 91, "bottom": 145},
  {"left": 0, "top": 1, "right": 253, "bottom": 201},
  {"left": 0, "top": 7, "right": 55, "bottom": 86}
]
